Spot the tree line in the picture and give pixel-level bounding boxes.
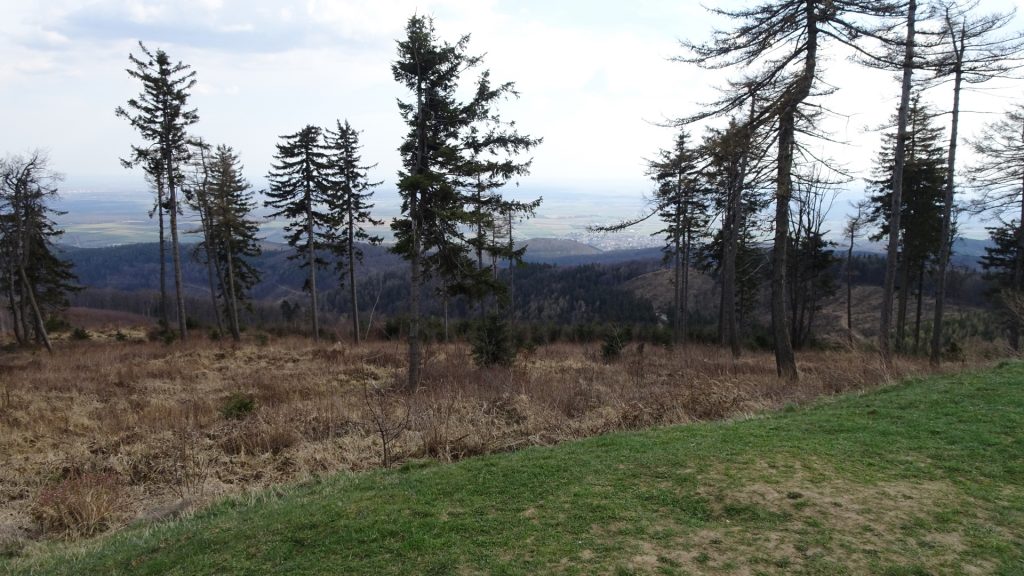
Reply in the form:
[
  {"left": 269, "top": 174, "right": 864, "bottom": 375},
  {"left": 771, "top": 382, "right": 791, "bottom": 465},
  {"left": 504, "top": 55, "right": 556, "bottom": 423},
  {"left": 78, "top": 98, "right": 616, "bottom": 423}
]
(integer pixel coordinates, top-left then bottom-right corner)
[{"left": 4, "top": 5, "right": 1024, "bottom": 384}]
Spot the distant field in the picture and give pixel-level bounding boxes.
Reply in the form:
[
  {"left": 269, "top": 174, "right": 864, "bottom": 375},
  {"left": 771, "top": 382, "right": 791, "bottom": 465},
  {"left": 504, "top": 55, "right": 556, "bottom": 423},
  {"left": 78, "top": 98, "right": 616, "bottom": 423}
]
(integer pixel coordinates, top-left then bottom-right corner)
[{"left": 3, "top": 344, "right": 1021, "bottom": 574}]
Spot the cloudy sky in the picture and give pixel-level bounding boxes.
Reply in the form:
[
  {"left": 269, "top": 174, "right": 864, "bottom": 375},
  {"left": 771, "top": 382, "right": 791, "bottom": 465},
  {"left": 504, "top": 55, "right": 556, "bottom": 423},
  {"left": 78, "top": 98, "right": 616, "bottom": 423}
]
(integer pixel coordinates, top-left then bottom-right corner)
[{"left": 1, "top": 0, "right": 1022, "bottom": 243}]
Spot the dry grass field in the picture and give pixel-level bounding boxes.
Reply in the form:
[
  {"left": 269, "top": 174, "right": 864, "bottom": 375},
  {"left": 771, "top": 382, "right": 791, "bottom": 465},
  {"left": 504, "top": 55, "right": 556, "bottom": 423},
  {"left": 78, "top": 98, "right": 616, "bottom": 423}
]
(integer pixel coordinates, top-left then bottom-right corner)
[{"left": 0, "top": 330, "right": 990, "bottom": 555}]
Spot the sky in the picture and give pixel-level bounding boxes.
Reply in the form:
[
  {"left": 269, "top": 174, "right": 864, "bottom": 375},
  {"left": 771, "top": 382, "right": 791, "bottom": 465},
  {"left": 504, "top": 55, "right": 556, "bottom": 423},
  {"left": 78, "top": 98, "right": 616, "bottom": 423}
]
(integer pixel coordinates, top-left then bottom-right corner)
[{"left": 1, "top": 0, "right": 1023, "bottom": 246}]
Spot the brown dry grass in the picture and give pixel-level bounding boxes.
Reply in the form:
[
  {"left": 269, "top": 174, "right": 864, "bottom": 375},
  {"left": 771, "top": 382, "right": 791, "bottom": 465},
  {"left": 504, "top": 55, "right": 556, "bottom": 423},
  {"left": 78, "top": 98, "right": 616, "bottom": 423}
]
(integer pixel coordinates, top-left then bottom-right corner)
[{"left": 0, "top": 333, "right": 972, "bottom": 549}]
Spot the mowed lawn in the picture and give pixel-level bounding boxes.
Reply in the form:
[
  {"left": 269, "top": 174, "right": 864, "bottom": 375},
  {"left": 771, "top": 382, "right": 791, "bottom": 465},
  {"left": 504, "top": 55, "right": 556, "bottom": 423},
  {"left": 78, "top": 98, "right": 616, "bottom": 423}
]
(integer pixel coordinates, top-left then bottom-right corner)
[{"left": 6, "top": 361, "right": 1024, "bottom": 575}]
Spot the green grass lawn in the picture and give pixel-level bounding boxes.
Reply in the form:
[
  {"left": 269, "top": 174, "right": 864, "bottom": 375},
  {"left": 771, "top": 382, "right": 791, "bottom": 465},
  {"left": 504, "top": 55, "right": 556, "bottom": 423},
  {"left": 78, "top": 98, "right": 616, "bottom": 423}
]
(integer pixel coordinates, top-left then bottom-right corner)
[{"left": 6, "top": 361, "right": 1024, "bottom": 575}]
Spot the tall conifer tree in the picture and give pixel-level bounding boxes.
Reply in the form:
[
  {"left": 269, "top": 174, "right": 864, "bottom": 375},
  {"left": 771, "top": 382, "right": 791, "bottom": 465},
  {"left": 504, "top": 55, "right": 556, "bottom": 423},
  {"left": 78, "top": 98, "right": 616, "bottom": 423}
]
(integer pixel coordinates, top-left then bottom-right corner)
[
  {"left": 323, "top": 120, "right": 383, "bottom": 344},
  {"left": 116, "top": 42, "right": 198, "bottom": 341},
  {"left": 265, "top": 125, "right": 331, "bottom": 342},
  {"left": 206, "top": 145, "right": 261, "bottom": 341},
  {"left": 392, "top": 15, "right": 538, "bottom": 387}
]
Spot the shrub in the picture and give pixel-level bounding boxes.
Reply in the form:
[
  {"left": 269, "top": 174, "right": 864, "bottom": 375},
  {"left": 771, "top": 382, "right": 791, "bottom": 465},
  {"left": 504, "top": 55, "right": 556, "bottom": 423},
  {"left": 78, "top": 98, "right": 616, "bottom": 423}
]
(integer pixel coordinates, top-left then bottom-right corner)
[
  {"left": 44, "top": 316, "right": 71, "bottom": 334},
  {"left": 69, "top": 327, "right": 91, "bottom": 341},
  {"left": 220, "top": 392, "right": 256, "bottom": 420},
  {"left": 32, "top": 472, "right": 124, "bottom": 537},
  {"left": 471, "top": 315, "right": 516, "bottom": 368},
  {"left": 148, "top": 327, "right": 177, "bottom": 345},
  {"left": 601, "top": 328, "right": 625, "bottom": 363},
  {"left": 114, "top": 330, "right": 128, "bottom": 342}
]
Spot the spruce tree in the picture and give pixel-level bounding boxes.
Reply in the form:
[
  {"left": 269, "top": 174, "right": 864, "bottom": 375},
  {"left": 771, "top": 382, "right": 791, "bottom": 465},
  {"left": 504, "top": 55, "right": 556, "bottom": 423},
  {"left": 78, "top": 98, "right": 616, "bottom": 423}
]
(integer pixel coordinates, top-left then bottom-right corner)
[
  {"left": 649, "top": 129, "right": 710, "bottom": 346},
  {"left": 182, "top": 140, "right": 226, "bottom": 337},
  {"left": 323, "top": 119, "right": 383, "bottom": 344},
  {"left": 265, "top": 125, "right": 331, "bottom": 342},
  {"left": 206, "top": 145, "right": 261, "bottom": 341},
  {"left": 392, "top": 15, "right": 538, "bottom": 387},
  {"left": 116, "top": 42, "right": 198, "bottom": 341},
  {"left": 461, "top": 69, "right": 541, "bottom": 313},
  {"left": 590, "top": 129, "right": 712, "bottom": 346},
  {"left": 868, "top": 95, "right": 946, "bottom": 352},
  {"left": 699, "top": 118, "right": 770, "bottom": 356},
  {"left": 0, "top": 152, "right": 78, "bottom": 351}
]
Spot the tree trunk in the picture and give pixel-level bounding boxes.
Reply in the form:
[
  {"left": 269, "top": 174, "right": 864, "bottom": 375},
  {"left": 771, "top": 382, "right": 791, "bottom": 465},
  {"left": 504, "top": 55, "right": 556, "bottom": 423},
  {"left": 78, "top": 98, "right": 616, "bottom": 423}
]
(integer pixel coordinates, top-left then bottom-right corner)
[
  {"left": 881, "top": 0, "right": 916, "bottom": 362},
  {"left": 930, "top": 53, "right": 964, "bottom": 365},
  {"left": 847, "top": 230, "right": 855, "bottom": 343},
  {"left": 198, "top": 201, "right": 224, "bottom": 337},
  {"left": 1012, "top": 165, "right": 1024, "bottom": 352},
  {"left": 914, "top": 264, "right": 925, "bottom": 353},
  {"left": 307, "top": 200, "right": 320, "bottom": 342},
  {"left": 157, "top": 179, "right": 169, "bottom": 330},
  {"left": 673, "top": 231, "right": 682, "bottom": 345},
  {"left": 442, "top": 283, "right": 449, "bottom": 343},
  {"left": 408, "top": 213, "right": 422, "bottom": 388},
  {"left": 18, "top": 266, "right": 51, "bottom": 353},
  {"left": 165, "top": 152, "right": 188, "bottom": 341},
  {"left": 349, "top": 208, "right": 360, "bottom": 344},
  {"left": 196, "top": 152, "right": 224, "bottom": 337},
  {"left": 772, "top": 105, "right": 798, "bottom": 381},
  {"left": 508, "top": 210, "right": 516, "bottom": 326},
  {"left": 407, "top": 68, "right": 426, "bottom": 390},
  {"left": 723, "top": 100, "right": 754, "bottom": 359},
  {"left": 897, "top": 253, "right": 910, "bottom": 352},
  {"left": 681, "top": 227, "right": 691, "bottom": 347},
  {"left": 19, "top": 294, "right": 30, "bottom": 346},
  {"left": 204, "top": 241, "right": 224, "bottom": 336},
  {"left": 7, "top": 269, "right": 24, "bottom": 346},
  {"left": 224, "top": 234, "right": 241, "bottom": 342}
]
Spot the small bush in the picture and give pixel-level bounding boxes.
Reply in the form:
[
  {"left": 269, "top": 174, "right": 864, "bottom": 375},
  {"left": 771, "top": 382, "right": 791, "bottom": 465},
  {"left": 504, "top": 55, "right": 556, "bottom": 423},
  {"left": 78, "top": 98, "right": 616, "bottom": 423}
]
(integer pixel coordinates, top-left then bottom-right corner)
[
  {"left": 601, "top": 328, "right": 625, "bottom": 363},
  {"left": 44, "top": 316, "right": 71, "bottom": 334},
  {"left": 32, "top": 472, "right": 124, "bottom": 537},
  {"left": 471, "top": 315, "right": 516, "bottom": 368},
  {"left": 70, "top": 327, "right": 91, "bottom": 341},
  {"left": 148, "top": 327, "right": 177, "bottom": 345},
  {"left": 220, "top": 392, "right": 256, "bottom": 420},
  {"left": 114, "top": 330, "right": 128, "bottom": 342}
]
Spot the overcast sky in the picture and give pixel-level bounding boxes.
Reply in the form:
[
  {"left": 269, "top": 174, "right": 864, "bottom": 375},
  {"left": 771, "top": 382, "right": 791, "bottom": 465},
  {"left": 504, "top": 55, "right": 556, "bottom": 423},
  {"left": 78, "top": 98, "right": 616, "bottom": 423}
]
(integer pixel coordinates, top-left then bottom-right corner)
[{"left": 2, "top": 0, "right": 1022, "bottom": 241}]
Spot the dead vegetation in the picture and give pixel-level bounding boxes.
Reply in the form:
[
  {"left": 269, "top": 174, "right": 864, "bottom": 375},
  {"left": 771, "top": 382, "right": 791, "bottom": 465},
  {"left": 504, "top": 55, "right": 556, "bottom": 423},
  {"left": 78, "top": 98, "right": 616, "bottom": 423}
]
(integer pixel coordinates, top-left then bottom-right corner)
[{"left": 0, "top": 332, "right": 983, "bottom": 549}]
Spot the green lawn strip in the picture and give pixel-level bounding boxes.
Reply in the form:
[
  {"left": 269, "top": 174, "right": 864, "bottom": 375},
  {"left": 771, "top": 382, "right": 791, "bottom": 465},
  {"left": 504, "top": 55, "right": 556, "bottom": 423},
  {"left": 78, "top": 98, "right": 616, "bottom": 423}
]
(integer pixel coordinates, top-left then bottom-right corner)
[{"left": 5, "top": 362, "right": 1023, "bottom": 575}]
